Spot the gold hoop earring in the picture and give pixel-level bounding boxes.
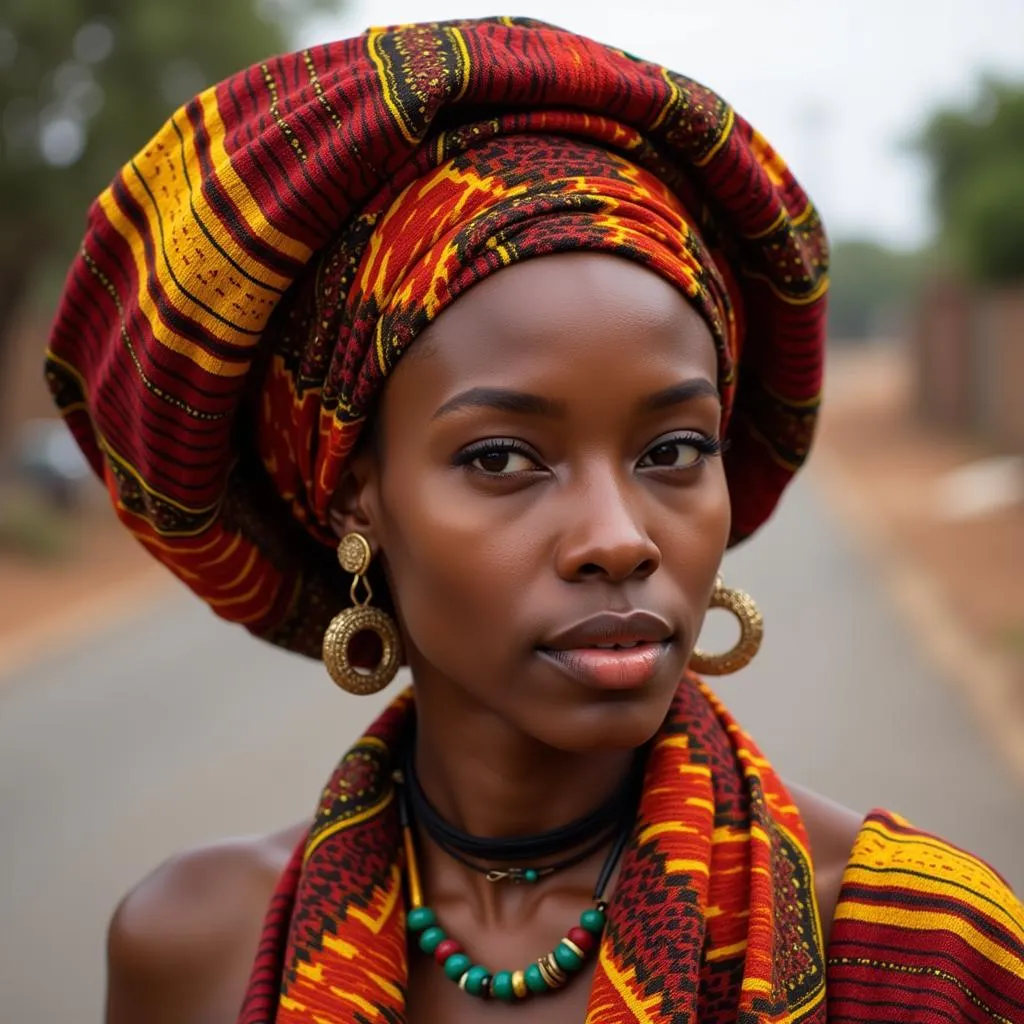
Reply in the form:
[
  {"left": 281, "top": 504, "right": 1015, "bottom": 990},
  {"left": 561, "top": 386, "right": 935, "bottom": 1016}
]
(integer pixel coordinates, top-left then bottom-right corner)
[
  {"left": 323, "top": 532, "right": 402, "bottom": 695},
  {"left": 689, "top": 576, "right": 763, "bottom": 676}
]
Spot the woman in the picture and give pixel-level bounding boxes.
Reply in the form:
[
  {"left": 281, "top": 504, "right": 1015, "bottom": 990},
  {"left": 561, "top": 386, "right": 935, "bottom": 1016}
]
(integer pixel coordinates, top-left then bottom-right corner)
[{"left": 47, "top": 17, "right": 1023, "bottom": 1024}]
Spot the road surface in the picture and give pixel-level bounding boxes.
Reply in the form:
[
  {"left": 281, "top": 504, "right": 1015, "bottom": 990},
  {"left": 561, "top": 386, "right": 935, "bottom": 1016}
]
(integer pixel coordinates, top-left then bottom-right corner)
[{"left": 1, "top": 476, "right": 1021, "bottom": 1021}]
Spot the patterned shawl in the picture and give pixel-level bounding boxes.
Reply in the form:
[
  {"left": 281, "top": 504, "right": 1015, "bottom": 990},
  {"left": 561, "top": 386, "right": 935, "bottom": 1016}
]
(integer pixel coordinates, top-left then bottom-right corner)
[
  {"left": 239, "top": 680, "right": 1024, "bottom": 1023},
  {"left": 45, "top": 17, "right": 827, "bottom": 658}
]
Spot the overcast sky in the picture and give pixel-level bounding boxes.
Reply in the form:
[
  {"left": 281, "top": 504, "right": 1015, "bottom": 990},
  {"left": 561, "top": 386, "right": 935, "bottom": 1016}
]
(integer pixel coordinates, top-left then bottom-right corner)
[{"left": 297, "top": 1, "right": 1024, "bottom": 249}]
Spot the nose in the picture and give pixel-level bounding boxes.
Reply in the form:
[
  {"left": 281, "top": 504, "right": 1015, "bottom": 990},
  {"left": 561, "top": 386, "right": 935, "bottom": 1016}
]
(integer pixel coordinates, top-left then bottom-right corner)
[{"left": 554, "top": 468, "right": 661, "bottom": 583}]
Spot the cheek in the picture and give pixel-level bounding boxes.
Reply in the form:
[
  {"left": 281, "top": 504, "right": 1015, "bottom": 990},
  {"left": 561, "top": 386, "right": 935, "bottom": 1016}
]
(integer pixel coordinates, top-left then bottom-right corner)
[
  {"left": 699, "top": 463, "right": 732, "bottom": 550},
  {"left": 659, "top": 465, "right": 732, "bottom": 584},
  {"left": 376, "top": 466, "right": 533, "bottom": 664}
]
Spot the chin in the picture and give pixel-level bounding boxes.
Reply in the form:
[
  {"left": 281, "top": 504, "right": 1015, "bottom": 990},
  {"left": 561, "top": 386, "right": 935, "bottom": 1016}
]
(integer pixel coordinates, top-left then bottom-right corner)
[{"left": 523, "top": 690, "right": 675, "bottom": 754}]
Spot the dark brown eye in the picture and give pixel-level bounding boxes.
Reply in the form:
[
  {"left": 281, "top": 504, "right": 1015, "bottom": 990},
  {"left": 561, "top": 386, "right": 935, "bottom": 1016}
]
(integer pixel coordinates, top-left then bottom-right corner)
[
  {"left": 467, "top": 449, "right": 537, "bottom": 474},
  {"left": 455, "top": 438, "right": 543, "bottom": 477},
  {"left": 477, "top": 451, "right": 511, "bottom": 473},
  {"left": 639, "top": 440, "right": 702, "bottom": 469}
]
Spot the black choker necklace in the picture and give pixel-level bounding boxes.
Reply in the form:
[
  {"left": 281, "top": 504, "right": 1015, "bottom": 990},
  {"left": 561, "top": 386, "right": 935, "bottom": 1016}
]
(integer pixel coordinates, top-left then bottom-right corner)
[
  {"left": 400, "top": 747, "right": 645, "bottom": 883},
  {"left": 396, "top": 755, "right": 642, "bottom": 1003}
]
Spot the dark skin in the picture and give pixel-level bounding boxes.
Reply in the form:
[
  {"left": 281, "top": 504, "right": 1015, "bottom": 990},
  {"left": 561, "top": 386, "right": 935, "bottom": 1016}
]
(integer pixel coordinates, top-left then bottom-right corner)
[{"left": 106, "top": 254, "right": 863, "bottom": 1024}]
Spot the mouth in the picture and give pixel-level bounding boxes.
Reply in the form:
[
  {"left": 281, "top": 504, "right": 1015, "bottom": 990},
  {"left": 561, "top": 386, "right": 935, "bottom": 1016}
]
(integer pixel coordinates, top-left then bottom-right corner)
[
  {"left": 536, "top": 643, "right": 672, "bottom": 690},
  {"left": 537, "top": 610, "right": 675, "bottom": 690}
]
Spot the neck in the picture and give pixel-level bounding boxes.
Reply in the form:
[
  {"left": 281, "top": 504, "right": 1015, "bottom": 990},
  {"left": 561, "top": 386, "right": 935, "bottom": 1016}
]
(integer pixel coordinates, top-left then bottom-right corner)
[
  {"left": 409, "top": 681, "right": 635, "bottom": 918},
  {"left": 412, "top": 693, "right": 634, "bottom": 839}
]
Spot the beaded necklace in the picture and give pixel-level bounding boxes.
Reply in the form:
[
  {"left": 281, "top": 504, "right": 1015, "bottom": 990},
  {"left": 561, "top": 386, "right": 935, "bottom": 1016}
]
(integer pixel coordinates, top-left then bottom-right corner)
[
  {"left": 396, "top": 761, "right": 638, "bottom": 1002},
  {"left": 402, "top": 748, "right": 638, "bottom": 885}
]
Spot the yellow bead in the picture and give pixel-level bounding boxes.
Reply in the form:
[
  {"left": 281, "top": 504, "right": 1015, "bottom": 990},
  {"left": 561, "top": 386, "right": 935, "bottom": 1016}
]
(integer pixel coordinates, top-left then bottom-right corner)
[{"left": 511, "top": 970, "right": 528, "bottom": 999}]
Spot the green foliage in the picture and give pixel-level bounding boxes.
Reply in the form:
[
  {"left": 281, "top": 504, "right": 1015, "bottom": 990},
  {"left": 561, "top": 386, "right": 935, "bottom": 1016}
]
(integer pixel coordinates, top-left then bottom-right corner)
[
  {"left": 827, "top": 239, "right": 927, "bottom": 341},
  {"left": 0, "top": 489, "right": 73, "bottom": 561},
  {"left": 0, "top": 0, "right": 342, "bottom": 347},
  {"left": 916, "top": 77, "right": 1024, "bottom": 285},
  {"left": 948, "top": 157, "right": 1024, "bottom": 285}
]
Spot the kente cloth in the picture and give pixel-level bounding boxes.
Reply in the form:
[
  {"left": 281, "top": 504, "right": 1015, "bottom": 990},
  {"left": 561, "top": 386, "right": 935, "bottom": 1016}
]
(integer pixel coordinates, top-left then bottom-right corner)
[
  {"left": 238, "top": 681, "right": 1024, "bottom": 1024},
  {"left": 45, "top": 17, "right": 827, "bottom": 658}
]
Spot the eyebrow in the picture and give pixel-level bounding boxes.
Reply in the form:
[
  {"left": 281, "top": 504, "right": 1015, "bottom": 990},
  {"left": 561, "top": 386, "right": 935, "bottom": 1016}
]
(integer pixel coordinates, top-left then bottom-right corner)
[
  {"left": 432, "top": 387, "right": 566, "bottom": 421},
  {"left": 431, "top": 378, "right": 720, "bottom": 422},
  {"left": 641, "top": 379, "right": 720, "bottom": 411}
]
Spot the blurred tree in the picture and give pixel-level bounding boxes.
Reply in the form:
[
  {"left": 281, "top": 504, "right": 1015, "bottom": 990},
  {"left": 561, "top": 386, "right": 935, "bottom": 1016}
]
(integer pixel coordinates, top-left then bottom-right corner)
[
  {"left": 916, "top": 77, "right": 1024, "bottom": 285},
  {"left": 827, "top": 239, "right": 926, "bottom": 341},
  {"left": 0, "top": 0, "right": 341, "bottom": 368}
]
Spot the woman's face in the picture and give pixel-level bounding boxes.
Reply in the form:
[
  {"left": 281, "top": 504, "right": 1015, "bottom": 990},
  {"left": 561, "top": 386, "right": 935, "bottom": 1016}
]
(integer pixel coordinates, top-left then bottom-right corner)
[{"left": 346, "top": 252, "right": 730, "bottom": 752}]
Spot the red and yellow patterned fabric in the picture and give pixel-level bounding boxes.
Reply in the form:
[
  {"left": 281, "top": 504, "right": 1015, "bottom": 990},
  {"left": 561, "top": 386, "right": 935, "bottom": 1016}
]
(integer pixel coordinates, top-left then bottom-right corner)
[
  {"left": 240, "top": 679, "right": 831, "bottom": 1023},
  {"left": 828, "top": 814, "right": 1024, "bottom": 1022},
  {"left": 45, "top": 17, "right": 827, "bottom": 657},
  {"left": 238, "top": 681, "right": 1024, "bottom": 1023}
]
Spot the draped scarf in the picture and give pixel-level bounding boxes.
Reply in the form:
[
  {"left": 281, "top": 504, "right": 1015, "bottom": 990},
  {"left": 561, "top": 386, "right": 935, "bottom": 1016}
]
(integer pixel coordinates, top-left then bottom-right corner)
[
  {"left": 238, "top": 682, "right": 1024, "bottom": 1024},
  {"left": 239, "top": 678, "right": 830, "bottom": 1023}
]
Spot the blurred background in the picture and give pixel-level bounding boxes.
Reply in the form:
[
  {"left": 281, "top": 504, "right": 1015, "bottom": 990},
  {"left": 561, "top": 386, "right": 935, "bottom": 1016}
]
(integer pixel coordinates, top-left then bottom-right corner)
[{"left": 1, "top": 0, "right": 1022, "bottom": 1019}]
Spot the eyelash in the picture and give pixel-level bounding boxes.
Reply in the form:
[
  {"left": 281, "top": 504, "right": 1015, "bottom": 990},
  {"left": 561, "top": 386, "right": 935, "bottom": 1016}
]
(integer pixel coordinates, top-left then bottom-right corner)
[
  {"left": 640, "top": 432, "right": 725, "bottom": 467},
  {"left": 451, "top": 438, "right": 534, "bottom": 476},
  {"left": 452, "top": 432, "right": 724, "bottom": 477}
]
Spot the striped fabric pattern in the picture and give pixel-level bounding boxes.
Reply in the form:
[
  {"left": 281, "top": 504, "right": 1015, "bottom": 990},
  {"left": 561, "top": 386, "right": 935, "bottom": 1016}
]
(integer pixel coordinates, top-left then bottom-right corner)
[
  {"left": 46, "top": 17, "right": 828, "bottom": 658},
  {"left": 829, "top": 812, "right": 1024, "bottom": 1022}
]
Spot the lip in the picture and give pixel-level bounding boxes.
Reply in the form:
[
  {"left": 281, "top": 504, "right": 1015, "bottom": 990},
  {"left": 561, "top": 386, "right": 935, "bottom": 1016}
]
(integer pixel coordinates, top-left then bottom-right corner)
[
  {"left": 537, "top": 643, "right": 671, "bottom": 690},
  {"left": 540, "top": 610, "right": 674, "bottom": 651},
  {"left": 537, "top": 610, "right": 675, "bottom": 690}
]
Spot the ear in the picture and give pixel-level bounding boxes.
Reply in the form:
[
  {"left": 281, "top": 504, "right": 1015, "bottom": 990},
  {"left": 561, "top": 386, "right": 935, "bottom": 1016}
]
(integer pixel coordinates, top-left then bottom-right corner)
[{"left": 328, "top": 447, "right": 382, "bottom": 552}]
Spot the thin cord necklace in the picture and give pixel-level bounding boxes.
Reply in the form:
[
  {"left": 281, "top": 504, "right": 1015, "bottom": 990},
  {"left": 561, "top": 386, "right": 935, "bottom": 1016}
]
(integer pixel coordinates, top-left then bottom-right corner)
[
  {"left": 402, "top": 748, "right": 643, "bottom": 883},
  {"left": 396, "top": 756, "right": 642, "bottom": 1002}
]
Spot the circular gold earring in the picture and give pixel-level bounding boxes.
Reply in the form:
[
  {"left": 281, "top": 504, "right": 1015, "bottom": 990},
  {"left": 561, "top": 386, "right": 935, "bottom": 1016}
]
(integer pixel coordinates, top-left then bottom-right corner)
[
  {"left": 689, "top": 576, "right": 764, "bottom": 676},
  {"left": 322, "top": 532, "right": 402, "bottom": 695}
]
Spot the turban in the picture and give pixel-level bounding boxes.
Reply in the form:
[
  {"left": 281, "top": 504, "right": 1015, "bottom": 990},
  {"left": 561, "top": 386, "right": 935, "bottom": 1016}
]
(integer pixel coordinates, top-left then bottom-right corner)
[{"left": 46, "top": 17, "right": 828, "bottom": 657}]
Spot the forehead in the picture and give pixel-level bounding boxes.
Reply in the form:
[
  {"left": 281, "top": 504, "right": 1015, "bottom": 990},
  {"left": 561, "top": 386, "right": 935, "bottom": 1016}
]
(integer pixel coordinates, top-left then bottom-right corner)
[{"left": 407, "top": 252, "right": 718, "bottom": 385}]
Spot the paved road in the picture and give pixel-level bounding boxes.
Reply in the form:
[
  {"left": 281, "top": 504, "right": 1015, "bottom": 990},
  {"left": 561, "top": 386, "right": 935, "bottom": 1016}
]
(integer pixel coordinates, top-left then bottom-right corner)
[{"left": 2, "top": 476, "right": 1022, "bottom": 1021}]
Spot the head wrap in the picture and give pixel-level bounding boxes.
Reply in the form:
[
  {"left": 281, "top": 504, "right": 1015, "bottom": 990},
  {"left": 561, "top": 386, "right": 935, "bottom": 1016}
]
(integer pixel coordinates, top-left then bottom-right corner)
[{"left": 46, "top": 17, "right": 828, "bottom": 656}]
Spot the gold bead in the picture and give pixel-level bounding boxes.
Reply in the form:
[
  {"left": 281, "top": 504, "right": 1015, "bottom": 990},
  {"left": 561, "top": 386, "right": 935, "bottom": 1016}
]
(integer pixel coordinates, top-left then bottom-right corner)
[
  {"left": 563, "top": 938, "right": 585, "bottom": 958},
  {"left": 537, "top": 954, "right": 567, "bottom": 989},
  {"left": 536, "top": 958, "right": 555, "bottom": 988},
  {"left": 549, "top": 955, "right": 568, "bottom": 986},
  {"left": 511, "top": 970, "right": 528, "bottom": 999}
]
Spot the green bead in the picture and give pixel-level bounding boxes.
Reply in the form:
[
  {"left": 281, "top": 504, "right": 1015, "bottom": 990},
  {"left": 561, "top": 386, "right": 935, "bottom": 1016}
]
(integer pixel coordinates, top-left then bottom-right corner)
[
  {"left": 579, "top": 907, "right": 606, "bottom": 934},
  {"left": 418, "top": 926, "right": 446, "bottom": 954},
  {"left": 524, "top": 868, "right": 540, "bottom": 883},
  {"left": 554, "top": 941, "right": 585, "bottom": 972},
  {"left": 444, "top": 952, "right": 472, "bottom": 981},
  {"left": 492, "top": 971, "right": 515, "bottom": 1001},
  {"left": 464, "top": 965, "right": 490, "bottom": 996},
  {"left": 524, "top": 962, "right": 548, "bottom": 993},
  {"left": 406, "top": 906, "right": 436, "bottom": 933}
]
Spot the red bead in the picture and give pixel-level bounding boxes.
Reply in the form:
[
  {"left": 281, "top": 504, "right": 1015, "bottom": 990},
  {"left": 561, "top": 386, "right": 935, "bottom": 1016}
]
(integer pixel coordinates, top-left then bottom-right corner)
[
  {"left": 434, "top": 938, "right": 463, "bottom": 965},
  {"left": 567, "top": 926, "right": 596, "bottom": 954}
]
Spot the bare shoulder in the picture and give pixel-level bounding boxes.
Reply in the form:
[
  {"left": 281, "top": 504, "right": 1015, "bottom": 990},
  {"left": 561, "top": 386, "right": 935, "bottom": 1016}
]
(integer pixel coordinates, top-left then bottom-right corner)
[
  {"left": 785, "top": 781, "right": 864, "bottom": 945},
  {"left": 106, "top": 821, "right": 308, "bottom": 1024}
]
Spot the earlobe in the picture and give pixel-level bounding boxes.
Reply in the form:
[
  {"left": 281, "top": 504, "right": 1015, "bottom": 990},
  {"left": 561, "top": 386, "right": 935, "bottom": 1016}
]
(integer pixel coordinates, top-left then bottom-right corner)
[
  {"left": 327, "top": 501, "right": 356, "bottom": 541},
  {"left": 328, "top": 455, "right": 381, "bottom": 547}
]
